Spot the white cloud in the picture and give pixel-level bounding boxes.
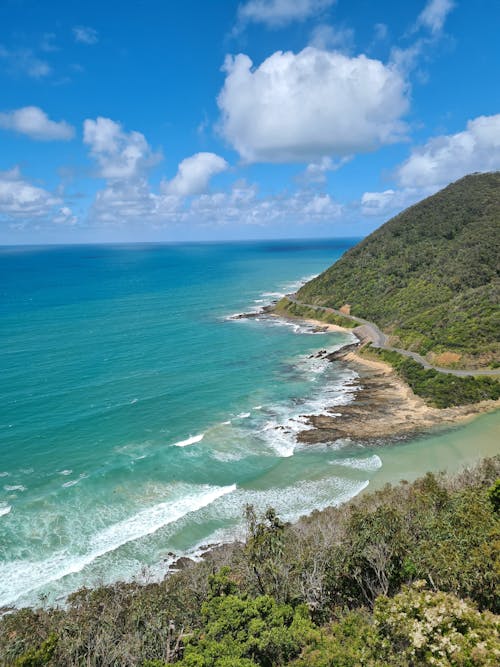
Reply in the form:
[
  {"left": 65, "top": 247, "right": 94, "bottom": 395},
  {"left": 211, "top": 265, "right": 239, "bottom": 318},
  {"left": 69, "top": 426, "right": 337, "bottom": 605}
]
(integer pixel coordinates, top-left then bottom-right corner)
[
  {"left": 309, "top": 24, "right": 355, "bottom": 53},
  {"left": 73, "top": 26, "right": 98, "bottom": 45},
  {"left": 0, "top": 167, "right": 61, "bottom": 221},
  {"left": 360, "top": 188, "right": 429, "bottom": 217},
  {"left": 163, "top": 152, "right": 228, "bottom": 197},
  {"left": 0, "top": 46, "right": 51, "bottom": 78},
  {"left": 189, "top": 182, "right": 343, "bottom": 226},
  {"left": 415, "top": 0, "right": 455, "bottom": 34},
  {"left": 373, "top": 23, "right": 388, "bottom": 42},
  {"left": 89, "top": 175, "right": 343, "bottom": 229},
  {"left": 359, "top": 113, "right": 500, "bottom": 220},
  {"left": 217, "top": 47, "right": 409, "bottom": 163},
  {"left": 89, "top": 179, "right": 181, "bottom": 226},
  {"left": 0, "top": 106, "right": 74, "bottom": 141},
  {"left": 237, "top": 0, "right": 335, "bottom": 28},
  {"left": 53, "top": 206, "right": 77, "bottom": 225},
  {"left": 397, "top": 114, "right": 500, "bottom": 188},
  {"left": 302, "top": 156, "right": 350, "bottom": 183},
  {"left": 83, "top": 116, "right": 341, "bottom": 230},
  {"left": 83, "top": 117, "right": 162, "bottom": 180},
  {"left": 389, "top": 1, "right": 455, "bottom": 76}
]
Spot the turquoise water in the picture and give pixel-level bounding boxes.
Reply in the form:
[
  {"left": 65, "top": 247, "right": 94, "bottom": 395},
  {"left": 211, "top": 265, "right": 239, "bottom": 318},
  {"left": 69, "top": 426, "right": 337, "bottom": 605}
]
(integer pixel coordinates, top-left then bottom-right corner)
[{"left": 0, "top": 241, "right": 498, "bottom": 608}]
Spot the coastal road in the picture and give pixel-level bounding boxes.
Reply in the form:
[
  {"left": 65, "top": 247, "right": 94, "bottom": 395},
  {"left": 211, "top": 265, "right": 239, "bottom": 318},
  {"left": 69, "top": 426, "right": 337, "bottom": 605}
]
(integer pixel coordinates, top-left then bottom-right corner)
[{"left": 286, "top": 295, "right": 500, "bottom": 378}]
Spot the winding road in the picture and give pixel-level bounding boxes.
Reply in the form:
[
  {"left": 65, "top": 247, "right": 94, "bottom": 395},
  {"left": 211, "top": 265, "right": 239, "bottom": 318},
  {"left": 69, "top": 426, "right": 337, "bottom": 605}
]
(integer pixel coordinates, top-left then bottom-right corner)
[{"left": 286, "top": 295, "right": 500, "bottom": 378}]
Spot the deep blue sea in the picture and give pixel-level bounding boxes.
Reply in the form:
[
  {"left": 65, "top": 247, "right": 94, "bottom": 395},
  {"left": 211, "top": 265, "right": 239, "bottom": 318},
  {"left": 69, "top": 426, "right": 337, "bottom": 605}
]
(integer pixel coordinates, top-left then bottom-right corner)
[{"left": 1, "top": 240, "right": 499, "bottom": 608}]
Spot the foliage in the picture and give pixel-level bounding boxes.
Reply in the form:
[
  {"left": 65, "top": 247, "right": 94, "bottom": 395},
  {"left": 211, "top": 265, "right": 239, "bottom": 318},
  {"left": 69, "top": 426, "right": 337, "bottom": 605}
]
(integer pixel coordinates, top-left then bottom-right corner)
[
  {"left": 244, "top": 506, "right": 290, "bottom": 602},
  {"left": 292, "top": 585, "right": 500, "bottom": 666},
  {"left": 372, "top": 583, "right": 500, "bottom": 666},
  {"left": 13, "top": 634, "right": 57, "bottom": 667},
  {"left": 360, "top": 345, "right": 500, "bottom": 407},
  {"left": 290, "top": 610, "right": 379, "bottom": 666},
  {"left": 273, "top": 298, "right": 357, "bottom": 328},
  {"left": 297, "top": 172, "right": 500, "bottom": 366},
  {"left": 179, "top": 567, "right": 316, "bottom": 667},
  {"left": 488, "top": 479, "right": 500, "bottom": 512}
]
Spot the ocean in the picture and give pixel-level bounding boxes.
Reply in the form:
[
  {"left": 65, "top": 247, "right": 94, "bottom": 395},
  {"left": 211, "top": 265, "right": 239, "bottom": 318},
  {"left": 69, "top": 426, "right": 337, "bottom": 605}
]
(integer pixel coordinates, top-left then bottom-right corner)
[{"left": 1, "top": 240, "right": 498, "bottom": 609}]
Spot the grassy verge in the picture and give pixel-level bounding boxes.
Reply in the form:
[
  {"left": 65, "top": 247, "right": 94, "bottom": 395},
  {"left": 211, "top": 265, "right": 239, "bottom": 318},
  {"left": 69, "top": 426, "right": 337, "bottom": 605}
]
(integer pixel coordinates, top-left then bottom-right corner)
[
  {"left": 360, "top": 344, "right": 500, "bottom": 408},
  {"left": 273, "top": 298, "right": 357, "bottom": 329}
]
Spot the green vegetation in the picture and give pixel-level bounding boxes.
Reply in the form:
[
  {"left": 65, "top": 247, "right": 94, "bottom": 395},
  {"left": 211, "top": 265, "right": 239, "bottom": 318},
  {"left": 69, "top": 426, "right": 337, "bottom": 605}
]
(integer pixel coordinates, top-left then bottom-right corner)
[
  {"left": 360, "top": 345, "right": 500, "bottom": 408},
  {"left": 2, "top": 457, "right": 499, "bottom": 666},
  {"left": 297, "top": 172, "right": 500, "bottom": 367},
  {"left": 273, "top": 298, "right": 357, "bottom": 328}
]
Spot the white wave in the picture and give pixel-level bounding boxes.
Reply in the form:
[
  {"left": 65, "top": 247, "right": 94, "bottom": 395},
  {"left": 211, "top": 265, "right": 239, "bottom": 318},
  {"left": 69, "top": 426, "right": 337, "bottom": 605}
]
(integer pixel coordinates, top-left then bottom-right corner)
[
  {"left": 173, "top": 433, "right": 204, "bottom": 447},
  {"left": 59, "top": 469, "right": 72, "bottom": 476},
  {"left": 260, "top": 291, "right": 285, "bottom": 298},
  {"left": 224, "top": 309, "right": 263, "bottom": 321},
  {"left": 257, "top": 364, "right": 359, "bottom": 458},
  {"left": 261, "top": 316, "right": 335, "bottom": 336},
  {"left": 258, "top": 274, "right": 319, "bottom": 303},
  {"left": 62, "top": 479, "right": 80, "bottom": 488},
  {"left": 333, "top": 454, "right": 383, "bottom": 472},
  {"left": 0, "top": 505, "right": 11, "bottom": 517},
  {"left": 191, "top": 475, "right": 369, "bottom": 529},
  {"left": 253, "top": 405, "right": 262, "bottom": 410},
  {"left": 4, "top": 485, "right": 26, "bottom": 492},
  {"left": 0, "top": 472, "right": 9, "bottom": 478},
  {"left": 222, "top": 420, "right": 231, "bottom": 425},
  {"left": 226, "top": 273, "right": 319, "bottom": 323},
  {"left": 236, "top": 412, "right": 250, "bottom": 419},
  {"left": 0, "top": 483, "right": 236, "bottom": 608}
]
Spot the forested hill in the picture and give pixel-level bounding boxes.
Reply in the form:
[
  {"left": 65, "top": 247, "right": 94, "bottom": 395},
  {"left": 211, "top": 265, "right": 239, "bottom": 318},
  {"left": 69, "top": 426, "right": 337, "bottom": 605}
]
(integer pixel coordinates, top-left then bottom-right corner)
[{"left": 297, "top": 172, "right": 500, "bottom": 368}]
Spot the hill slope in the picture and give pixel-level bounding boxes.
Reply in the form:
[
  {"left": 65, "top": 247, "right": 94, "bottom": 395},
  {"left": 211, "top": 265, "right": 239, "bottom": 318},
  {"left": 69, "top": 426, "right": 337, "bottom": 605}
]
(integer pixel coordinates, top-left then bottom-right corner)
[{"left": 297, "top": 172, "right": 500, "bottom": 368}]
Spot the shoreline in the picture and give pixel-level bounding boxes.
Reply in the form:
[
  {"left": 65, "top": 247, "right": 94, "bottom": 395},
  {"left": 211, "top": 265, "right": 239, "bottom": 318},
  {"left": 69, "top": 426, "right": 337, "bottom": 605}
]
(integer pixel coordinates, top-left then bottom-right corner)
[
  {"left": 299, "top": 345, "right": 499, "bottom": 445},
  {"left": 274, "top": 312, "right": 500, "bottom": 444}
]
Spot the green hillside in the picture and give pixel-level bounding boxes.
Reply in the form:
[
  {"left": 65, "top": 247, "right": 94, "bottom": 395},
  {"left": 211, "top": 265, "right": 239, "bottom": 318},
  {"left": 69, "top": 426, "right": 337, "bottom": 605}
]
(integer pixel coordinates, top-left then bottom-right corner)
[{"left": 297, "top": 172, "right": 500, "bottom": 368}]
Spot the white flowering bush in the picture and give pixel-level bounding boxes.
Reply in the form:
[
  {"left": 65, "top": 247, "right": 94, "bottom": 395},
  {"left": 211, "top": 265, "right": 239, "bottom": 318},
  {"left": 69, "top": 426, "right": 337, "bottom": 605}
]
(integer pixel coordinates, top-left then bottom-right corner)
[{"left": 373, "top": 582, "right": 500, "bottom": 666}]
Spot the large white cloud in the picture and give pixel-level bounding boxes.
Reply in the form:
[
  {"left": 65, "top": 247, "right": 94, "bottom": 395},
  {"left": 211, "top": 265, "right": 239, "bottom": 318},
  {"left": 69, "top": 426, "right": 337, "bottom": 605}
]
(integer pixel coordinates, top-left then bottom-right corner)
[
  {"left": 217, "top": 47, "right": 409, "bottom": 163},
  {"left": 0, "top": 106, "right": 74, "bottom": 141},
  {"left": 83, "top": 117, "right": 162, "bottom": 180},
  {"left": 397, "top": 114, "right": 500, "bottom": 188},
  {"left": 237, "top": 0, "right": 335, "bottom": 28},
  {"left": 0, "top": 167, "right": 68, "bottom": 223},
  {"left": 163, "top": 152, "right": 228, "bottom": 197}
]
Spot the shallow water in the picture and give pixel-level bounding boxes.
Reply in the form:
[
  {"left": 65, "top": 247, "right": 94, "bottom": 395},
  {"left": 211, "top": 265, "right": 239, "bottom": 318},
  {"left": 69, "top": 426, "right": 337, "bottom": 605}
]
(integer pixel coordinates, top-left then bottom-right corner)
[{"left": 0, "top": 240, "right": 498, "bottom": 608}]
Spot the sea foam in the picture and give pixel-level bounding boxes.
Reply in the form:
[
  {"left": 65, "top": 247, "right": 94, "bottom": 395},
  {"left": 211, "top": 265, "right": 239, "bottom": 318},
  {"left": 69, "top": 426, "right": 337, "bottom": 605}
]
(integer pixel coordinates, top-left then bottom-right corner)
[
  {"left": 173, "top": 433, "right": 204, "bottom": 447},
  {"left": 0, "top": 483, "right": 236, "bottom": 608}
]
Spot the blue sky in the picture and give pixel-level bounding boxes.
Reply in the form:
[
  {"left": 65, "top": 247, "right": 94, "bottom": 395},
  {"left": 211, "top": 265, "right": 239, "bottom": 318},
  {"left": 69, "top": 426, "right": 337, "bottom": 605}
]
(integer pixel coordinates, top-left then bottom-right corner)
[{"left": 0, "top": 0, "right": 499, "bottom": 244}]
